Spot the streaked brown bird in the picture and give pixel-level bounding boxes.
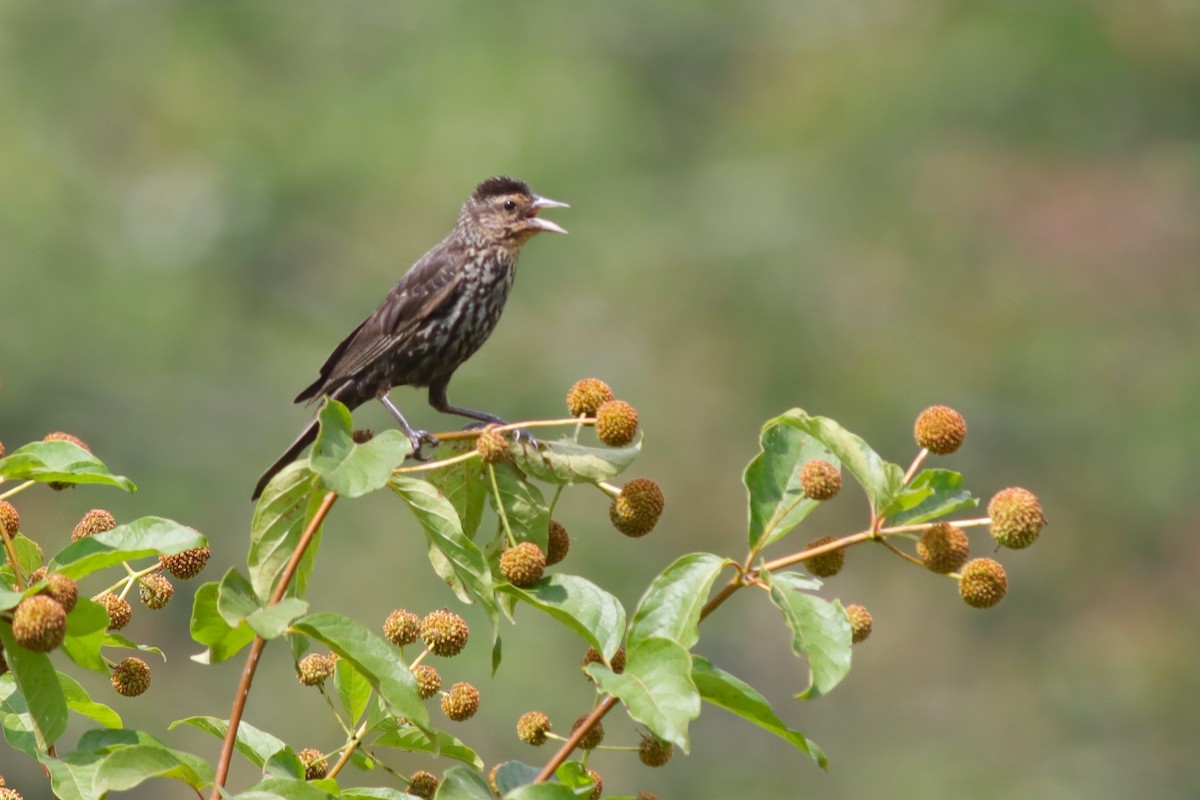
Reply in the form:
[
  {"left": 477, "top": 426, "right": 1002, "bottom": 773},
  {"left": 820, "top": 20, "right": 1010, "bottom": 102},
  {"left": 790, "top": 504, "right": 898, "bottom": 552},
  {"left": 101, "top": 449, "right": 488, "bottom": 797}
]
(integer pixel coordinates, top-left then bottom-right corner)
[{"left": 252, "top": 176, "right": 568, "bottom": 499}]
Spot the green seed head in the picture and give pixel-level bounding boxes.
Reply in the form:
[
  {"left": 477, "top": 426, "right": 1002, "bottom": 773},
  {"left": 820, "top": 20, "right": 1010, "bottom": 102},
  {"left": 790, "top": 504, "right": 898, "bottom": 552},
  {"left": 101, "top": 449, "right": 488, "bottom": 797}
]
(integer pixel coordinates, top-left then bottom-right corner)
[{"left": 110, "top": 657, "right": 152, "bottom": 697}]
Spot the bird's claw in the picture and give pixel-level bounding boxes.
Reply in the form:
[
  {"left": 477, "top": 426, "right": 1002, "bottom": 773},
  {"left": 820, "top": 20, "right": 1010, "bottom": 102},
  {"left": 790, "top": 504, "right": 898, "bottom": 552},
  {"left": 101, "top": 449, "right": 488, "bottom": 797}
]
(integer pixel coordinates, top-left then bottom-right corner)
[{"left": 408, "top": 430, "right": 441, "bottom": 462}]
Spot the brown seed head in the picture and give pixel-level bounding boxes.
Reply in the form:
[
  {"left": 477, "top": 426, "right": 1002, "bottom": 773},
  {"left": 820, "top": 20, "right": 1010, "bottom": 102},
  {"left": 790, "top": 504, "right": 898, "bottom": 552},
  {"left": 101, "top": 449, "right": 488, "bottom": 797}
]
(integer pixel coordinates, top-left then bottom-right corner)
[
  {"left": 111, "top": 657, "right": 152, "bottom": 697},
  {"left": 475, "top": 427, "right": 510, "bottom": 464},
  {"left": 571, "top": 715, "right": 605, "bottom": 750},
  {"left": 546, "top": 519, "right": 570, "bottom": 565},
  {"left": 297, "top": 748, "right": 327, "bottom": 780},
  {"left": 500, "top": 541, "right": 547, "bottom": 587},
  {"left": 959, "top": 557, "right": 1008, "bottom": 609},
  {"left": 138, "top": 573, "right": 174, "bottom": 610},
  {"left": 918, "top": 523, "right": 970, "bottom": 574},
  {"left": 297, "top": 653, "right": 335, "bottom": 686},
  {"left": 988, "top": 487, "right": 1047, "bottom": 549},
  {"left": 594, "top": 399, "right": 639, "bottom": 446},
  {"left": 803, "top": 536, "right": 845, "bottom": 578},
  {"left": 799, "top": 459, "right": 841, "bottom": 500},
  {"left": 914, "top": 405, "right": 967, "bottom": 455},
  {"left": 420, "top": 609, "right": 470, "bottom": 657},
  {"left": 413, "top": 664, "right": 442, "bottom": 699},
  {"left": 638, "top": 733, "right": 674, "bottom": 767},
  {"left": 567, "top": 378, "right": 614, "bottom": 417},
  {"left": 12, "top": 595, "right": 67, "bottom": 652},
  {"left": 384, "top": 609, "right": 422, "bottom": 647},
  {"left": 161, "top": 546, "right": 210, "bottom": 580},
  {"left": 0, "top": 501, "right": 19, "bottom": 536},
  {"left": 98, "top": 593, "right": 132, "bottom": 631},
  {"left": 609, "top": 478, "right": 664, "bottom": 537},
  {"left": 408, "top": 771, "right": 440, "bottom": 799},
  {"left": 43, "top": 431, "right": 91, "bottom": 452},
  {"left": 517, "top": 710, "right": 551, "bottom": 745},
  {"left": 581, "top": 646, "right": 626, "bottom": 682},
  {"left": 845, "top": 603, "right": 873, "bottom": 644},
  {"left": 351, "top": 428, "right": 375, "bottom": 444},
  {"left": 41, "top": 573, "right": 78, "bottom": 614},
  {"left": 586, "top": 769, "right": 603, "bottom": 800},
  {"left": 441, "top": 681, "right": 481, "bottom": 721},
  {"left": 72, "top": 509, "right": 116, "bottom": 541}
]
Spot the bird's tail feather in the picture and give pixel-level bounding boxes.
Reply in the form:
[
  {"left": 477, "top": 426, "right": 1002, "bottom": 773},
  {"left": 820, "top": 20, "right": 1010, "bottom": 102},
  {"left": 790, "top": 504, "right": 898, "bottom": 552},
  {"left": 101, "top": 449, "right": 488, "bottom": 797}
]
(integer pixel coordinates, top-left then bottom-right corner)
[{"left": 252, "top": 418, "right": 320, "bottom": 501}]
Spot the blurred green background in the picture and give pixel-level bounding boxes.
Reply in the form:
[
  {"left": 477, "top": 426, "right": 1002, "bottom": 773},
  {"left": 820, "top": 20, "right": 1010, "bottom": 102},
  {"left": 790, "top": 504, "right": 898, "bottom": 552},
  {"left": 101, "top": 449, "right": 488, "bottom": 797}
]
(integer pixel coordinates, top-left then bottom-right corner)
[{"left": 2, "top": 1, "right": 1198, "bottom": 798}]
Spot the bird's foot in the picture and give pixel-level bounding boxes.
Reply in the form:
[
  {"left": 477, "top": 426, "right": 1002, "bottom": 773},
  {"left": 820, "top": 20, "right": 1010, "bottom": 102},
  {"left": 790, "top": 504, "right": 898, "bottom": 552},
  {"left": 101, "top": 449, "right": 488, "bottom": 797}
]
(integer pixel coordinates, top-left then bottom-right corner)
[{"left": 407, "top": 429, "right": 441, "bottom": 461}]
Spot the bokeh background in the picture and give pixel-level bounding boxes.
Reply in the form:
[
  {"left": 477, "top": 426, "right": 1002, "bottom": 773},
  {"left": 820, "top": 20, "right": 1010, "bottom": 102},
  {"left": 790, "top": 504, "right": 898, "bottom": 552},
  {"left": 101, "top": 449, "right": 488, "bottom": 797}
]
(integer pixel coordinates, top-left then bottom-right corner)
[{"left": 2, "top": 1, "right": 1198, "bottom": 798}]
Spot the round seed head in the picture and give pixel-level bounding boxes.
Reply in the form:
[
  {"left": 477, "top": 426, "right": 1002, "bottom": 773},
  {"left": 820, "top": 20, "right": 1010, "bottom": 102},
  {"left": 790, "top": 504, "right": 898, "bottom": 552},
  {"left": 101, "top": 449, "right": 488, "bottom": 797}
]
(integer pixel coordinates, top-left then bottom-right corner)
[
  {"left": 609, "top": 478, "right": 665, "bottom": 537},
  {"left": 384, "top": 609, "right": 422, "bottom": 647},
  {"left": 420, "top": 609, "right": 469, "bottom": 657},
  {"left": 72, "top": 508, "right": 116, "bottom": 541},
  {"left": 297, "top": 748, "right": 327, "bottom": 780},
  {"left": 594, "top": 400, "right": 639, "bottom": 447},
  {"left": 918, "top": 523, "right": 970, "bottom": 574},
  {"left": 517, "top": 710, "right": 551, "bottom": 745},
  {"left": 413, "top": 664, "right": 442, "bottom": 699},
  {"left": 138, "top": 573, "right": 174, "bottom": 610},
  {"left": 581, "top": 646, "right": 626, "bottom": 682},
  {"left": 0, "top": 785, "right": 22, "bottom": 800},
  {"left": 546, "top": 519, "right": 570, "bottom": 565},
  {"left": 12, "top": 595, "right": 67, "bottom": 653},
  {"left": 475, "top": 428, "right": 510, "bottom": 464},
  {"left": 586, "top": 769, "right": 603, "bottom": 800},
  {"left": 803, "top": 536, "right": 845, "bottom": 578},
  {"left": 799, "top": 459, "right": 841, "bottom": 500},
  {"left": 959, "top": 558, "right": 1008, "bottom": 609},
  {"left": 111, "top": 657, "right": 152, "bottom": 697},
  {"left": 914, "top": 405, "right": 967, "bottom": 455},
  {"left": 988, "top": 487, "right": 1047, "bottom": 549},
  {"left": 161, "top": 546, "right": 210, "bottom": 580},
  {"left": 571, "top": 715, "right": 605, "bottom": 750},
  {"left": 846, "top": 603, "right": 873, "bottom": 644},
  {"left": 41, "top": 572, "right": 78, "bottom": 614},
  {"left": 297, "top": 653, "right": 334, "bottom": 686},
  {"left": 408, "top": 771, "right": 440, "bottom": 799},
  {"left": 567, "top": 378, "right": 615, "bottom": 417},
  {"left": 500, "top": 541, "right": 546, "bottom": 587},
  {"left": 98, "top": 593, "right": 132, "bottom": 631},
  {"left": 351, "top": 428, "right": 374, "bottom": 444},
  {"left": 0, "top": 501, "right": 19, "bottom": 536},
  {"left": 638, "top": 733, "right": 673, "bottom": 767},
  {"left": 441, "top": 681, "right": 481, "bottom": 721}
]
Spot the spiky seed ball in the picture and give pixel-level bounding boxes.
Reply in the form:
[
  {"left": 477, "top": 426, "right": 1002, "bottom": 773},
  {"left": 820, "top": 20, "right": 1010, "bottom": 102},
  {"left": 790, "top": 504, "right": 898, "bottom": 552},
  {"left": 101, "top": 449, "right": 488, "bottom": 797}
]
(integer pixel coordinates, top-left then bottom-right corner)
[
  {"left": 594, "top": 399, "right": 639, "bottom": 447},
  {"left": 609, "top": 478, "right": 665, "bottom": 537},
  {"left": 0, "top": 787, "right": 21, "bottom": 800},
  {"left": 988, "top": 487, "right": 1047, "bottom": 550},
  {"left": 567, "top": 378, "right": 615, "bottom": 418},
  {"left": 546, "top": 520, "right": 570, "bottom": 565},
  {"left": 44, "top": 431, "right": 91, "bottom": 451},
  {"left": 500, "top": 541, "right": 546, "bottom": 587},
  {"left": 384, "top": 609, "right": 422, "bottom": 647},
  {"left": 138, "top": 573, "right": 174, "bottom": 609},
  {"left": 413, "top": 664, "right": 441, "bottom": 699},
  {"left": 98, "top": 593, "right": 132, "bottom": 631},
  {"left": 571, "top": 715, "right": 605, "bottom": 750},
  {"left": 408, "top": 771, "right": 440, "bottom": 799},
  {"left": 846, "top": 603, "right": 873, "bottom": 644},
  {"left": 27, "top": 566, "right": 47, "bottom": 584},
  {"left": 297, "top": 748, "right": 327, "bottom": 780},
  {"left": 0, "top": 501, "right": 19, "bottom": 535},
  {"left": 638, "top": 734, "right": 673, "bottom": 767},
  {"left": 11, "top": 595, "right": 66, "bottom": 652},
  {"left": 581, "top": 646, "right": 626, "bottom": 682},
  {"left": 161, "top": 546, "right": 210, "bottom": 580},
  {"left": 441, "top": 681, "right": 481, "bottom": 721},
  {"left": 475, "top": 427, "right": 509, "bottom": 464},
  {"left": 41, "top": 573, "right": 78, "bottom": 614},
  {"left": 918, "top": 523, "right": 970, "bottom": 573},
  {"left": 351, "top": 428, "right": 374, "bottom": 444},
  {"left": 72, "top": 508, "right": 116, "bottom": 541},
  {"left": 799, "top": 459, "right": 841, "bottom": 500},
  {"left": 517, "top": 711, "right": 552, "bottom": 745},
  {"left": 959, "top": 558, "right": 1008, "bottom": 609},
  {"left": 420, "top": 609, "right": 469, "bottom": 657},
  {"left": 803, "top": 536, "right": 845, "bottom": 578},
  {"left": 110, "top": 657, "right": 151, "bottom": 697},
  {"left": 914, "top": 405, "right": 967, "bottom": 455},
  {"left": 586, "top": 769, "right": 603, "bottom": 800},
  {"left": 297, "top": 653, "right": 334, "bottom": 686}
]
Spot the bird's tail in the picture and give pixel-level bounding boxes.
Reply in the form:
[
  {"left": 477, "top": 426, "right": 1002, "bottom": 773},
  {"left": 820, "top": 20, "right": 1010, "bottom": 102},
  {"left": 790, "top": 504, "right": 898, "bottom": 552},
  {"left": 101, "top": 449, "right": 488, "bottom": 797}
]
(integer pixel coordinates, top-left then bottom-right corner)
[{"left": 252, "top": 418, "right": 320, "bottom": 501}]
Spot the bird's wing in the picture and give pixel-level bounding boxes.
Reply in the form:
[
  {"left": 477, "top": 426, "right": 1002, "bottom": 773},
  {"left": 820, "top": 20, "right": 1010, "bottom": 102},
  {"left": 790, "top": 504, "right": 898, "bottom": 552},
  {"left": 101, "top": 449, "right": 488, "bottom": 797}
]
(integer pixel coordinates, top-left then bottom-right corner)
[{"left": 294, "top": 238, "right": 467, "bottom": 403}]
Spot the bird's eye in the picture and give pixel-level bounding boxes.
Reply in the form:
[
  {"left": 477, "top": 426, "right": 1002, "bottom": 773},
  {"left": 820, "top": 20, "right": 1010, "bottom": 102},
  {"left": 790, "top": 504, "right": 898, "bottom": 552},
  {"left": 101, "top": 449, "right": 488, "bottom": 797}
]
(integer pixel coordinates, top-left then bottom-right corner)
[{"left": 503, "top": 199, "right": 517, "bottom": 212}]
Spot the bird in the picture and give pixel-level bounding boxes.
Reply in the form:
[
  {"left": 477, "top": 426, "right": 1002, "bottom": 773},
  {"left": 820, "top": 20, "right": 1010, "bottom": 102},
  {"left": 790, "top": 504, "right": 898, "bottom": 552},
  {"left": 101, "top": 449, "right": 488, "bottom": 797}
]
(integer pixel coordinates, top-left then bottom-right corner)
[{"left": 252, "top": 176, "right": 568, "bottom": 500}]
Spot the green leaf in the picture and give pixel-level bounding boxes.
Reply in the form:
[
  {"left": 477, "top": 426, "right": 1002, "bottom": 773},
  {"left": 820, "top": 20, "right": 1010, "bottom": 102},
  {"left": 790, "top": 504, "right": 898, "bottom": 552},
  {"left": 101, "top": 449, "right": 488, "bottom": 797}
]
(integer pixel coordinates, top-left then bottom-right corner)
[
  {"left": 505, "top": 784, "right": 580, "bottom": 800},
  {"left": 436, "top": 766, "right": 498, "bottom": 800},
  {"left": 510, "top": 435, "right": 642, "bottom": 485},
  {"left": 49, "top": 517, "right": 206, "bottom": 580},
  {"left": 189, "top": 580, "right": 255, "bottom": 664},
  {"left": 341, "top": 788, "right": 419, "bottom": 800},
  {"left": 247, "top": 598, "right": 309, "bottom": 640},
  {"left": 335, "top": 655, "right": 372, "bottom": 726},
  {"left": 884, "top": 468, "right": 978, "bottom": 526},
  {"left": 61, "top": 598, "right": 111, "bottom": 672},
  {"left": 371, "top": 720, "right": 484, "bottom": 769},
  {"left": 391, "top": 476, "right": 498, "bottom": 622},
  {"left": 691, "top": 655, "right": 826, "bottom": 768},
  {"left": 768, "top": 409, "right": 905, "bottom": 515},
  {"left": 763, "top": 571, "right": 852, "bottom": 699},
  {"left": 59, "top": 672, "right": 121, "bottom": 729},
  {"left": 292, "top": 612, "right": 431, "bottom": 737},
  {"left": 586, "top": 637, "right": 700, "bottom": 751},
  {"left": 488, "top": 461, "right": 550, "bottom": 550},
  {"left": 101, "top": 633, "right": 164, "bottom": 658},
  {"left": 498, "top": 574, "right": 626, "bottom": 660},
  {"left": 1, "top": 534, "right": 45, "bottom": 584},
  {"left": 41, "top": 750, "right": 104, "bottom": 800},
  {"left": 744, "top": 421, "right": 832, "bottom": 550},
  {"left": 72, "top": 729, "right": 214, "bottom": 792},
  {"left": 426, "top": 441, "right": 489, "bottom": 539},
  {"left": 171, "top": 716, "right": 287, "bottom": 769},
  {"left": 0, "top": 622, "right": 68, "bottom": 749},
  {"left": 248, "top": 463, "right": 324, "bottom": 602},
  {"left": 217, "top": 566, "right": 261, "bottom": 627},
  {"left": 628, "top": 553, "right": 727, "bottom": 651},
  {"left": 239, "top": 776, "right": 338, "bottom": 799},
  {"left": 311, "top": 399, "right": 413, "bottom": 497},
  {"left": 0, "top": 440, "right": 136, "bottom": 491},
  {"left": 1, "top": 672, "right": 41, "bottom": 758},
  {"left": 490, "top": 761, "right": 541, "bottom": 795}
]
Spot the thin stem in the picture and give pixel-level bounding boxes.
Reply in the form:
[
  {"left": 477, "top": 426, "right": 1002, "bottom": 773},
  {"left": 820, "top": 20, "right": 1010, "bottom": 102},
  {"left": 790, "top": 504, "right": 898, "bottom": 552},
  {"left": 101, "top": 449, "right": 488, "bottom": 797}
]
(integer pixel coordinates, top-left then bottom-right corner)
[
  {"left": 902, "top": 448, "right": 929, "bottom": 485},
  {"left": 432, "top": 417, "right": 595, "bottom": 442},
  {"left": 0, "top": 518, "right": 24, "bottom": 590},
  {"left": 595, "top": 481, "right": 620, "bottom": 499},
  {"left": 0, "top": 480, "right": 36, "bottom": 502},
  {"left": 535, "top": 696, "right": 620, "bottom": 783},
  {"left": 392, "top": 449, "right": 480, "bottom": 475},
  {"left": 96, "top": 561, "right": 162, "bottom": 600},
  {"left": 210, "top": 491, "right": 338, "bottom": 799},
  {"left": 875, "top": 536, "right": 926, "bottom": 569},
  {"left": 326, "top": 718, "right": 370, "bottom": 781},
  {"left": 487, "top": 464, "right": 517, "bottom": 548}
]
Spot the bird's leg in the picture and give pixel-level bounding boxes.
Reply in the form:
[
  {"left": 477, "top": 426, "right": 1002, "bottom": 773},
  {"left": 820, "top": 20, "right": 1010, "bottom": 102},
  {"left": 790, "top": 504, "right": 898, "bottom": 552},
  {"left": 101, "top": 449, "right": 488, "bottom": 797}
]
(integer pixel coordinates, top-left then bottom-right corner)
[
  {"left": 427, "top": 381, "right": 538, "bottom": 447},
  {"left": 377, "top": 389, "right": 439, "bottom": 460}
]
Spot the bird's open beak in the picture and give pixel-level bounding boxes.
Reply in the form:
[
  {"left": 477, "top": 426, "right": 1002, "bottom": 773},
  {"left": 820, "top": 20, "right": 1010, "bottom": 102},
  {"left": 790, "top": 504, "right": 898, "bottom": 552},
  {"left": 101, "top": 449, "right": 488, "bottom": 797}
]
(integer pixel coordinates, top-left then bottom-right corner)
[{"left": 527, "top": 195, "right": 569, "bottom": 234}]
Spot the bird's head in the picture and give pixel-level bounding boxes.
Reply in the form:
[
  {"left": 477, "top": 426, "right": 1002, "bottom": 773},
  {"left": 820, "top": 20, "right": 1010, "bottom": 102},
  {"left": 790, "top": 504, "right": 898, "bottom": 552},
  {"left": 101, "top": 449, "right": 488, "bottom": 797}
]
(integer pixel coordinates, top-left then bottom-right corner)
[{"left": 463, "top": 176, "right": 568, "bottom": 251}]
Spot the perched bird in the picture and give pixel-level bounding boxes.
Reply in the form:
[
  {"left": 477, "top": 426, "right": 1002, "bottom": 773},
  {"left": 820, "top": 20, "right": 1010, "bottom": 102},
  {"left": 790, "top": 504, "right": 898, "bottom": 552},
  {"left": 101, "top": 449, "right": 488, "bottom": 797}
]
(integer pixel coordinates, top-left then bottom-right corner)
[{"left": 252, "top": 176, "right": 568, "bottom": 499}]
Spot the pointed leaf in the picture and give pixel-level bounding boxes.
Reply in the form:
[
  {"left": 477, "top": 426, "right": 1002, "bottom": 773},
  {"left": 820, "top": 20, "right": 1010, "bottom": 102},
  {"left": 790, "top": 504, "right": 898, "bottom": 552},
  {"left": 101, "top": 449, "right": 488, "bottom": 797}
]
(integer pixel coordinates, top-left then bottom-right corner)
[
  {"left": 189, "top": 580, "right": 255, "bottom": 664},
  {"left": 510, "top": 435, "right": 642, "bottom": 485},
  {"left": 488, "top": 462, "right": 550, "bottom": 550},
  {"left": 744, "top": 421, "right": 832, "bottom": 550},
  {"left": 239, "top": 777, "right": 338, "bottom": 799},
  {"left": 49, "top": 518, "right": 206, "bottom": 580},
  {"left": 498, "top": 574, "right": 626, "bottom": 660},
  {"left": 371, "top": 720, "right": 484, "bottom": 769},
  {"left": 629, "top": 553, "right": 727, "bottom": 651},
  {"left": 171, "top": 716, "right": 288, "bottom": 769},
  {"left": 61, "top": 598, "right": 111, "bottom": 672},
  {"left": 247, "top": 598, "right": 309, "bottom": 640},
  {"left": 426, "top": 441, "right": 489, "bottom": 539},
  {"left": 691, "top": 655, "right": 826, "bottom": 767},
  {"left": 764, "top": 571, "right": 852, "bottom": 699},
  {"left": 0, "top": 440, "right": 135, "bottom": 491},
  {"left": 586, "top": 637, "right": 700, "bottom": 751},
  {"left": 490, "top": 761, "right": 541, "bottom": 795},
  {"left": 41, "top": 751, "right": 104, "bottom": 800},
  {"left": 884, "top": 468, "right": 978, "bottom": 526},
  {"left": 248, "top": 464, "right": 323, "bottom": 602},
  {"left": 335, "top": 656, "right": 372, "bottom": 726},
  {"left": 311, "top": 399, "right": 412, "bottom": 497},
  {"left": 57, "top": 672, "right": 121, "bottom": 729},
  {"left": 436, "top": 766, "right": 498, "bottom": 800},
  {"left": 0, "top": 623, "right": 67, "bottom": 749},
  {"left": 0, "top": 534, "right": 44, "bottom": 585}
]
